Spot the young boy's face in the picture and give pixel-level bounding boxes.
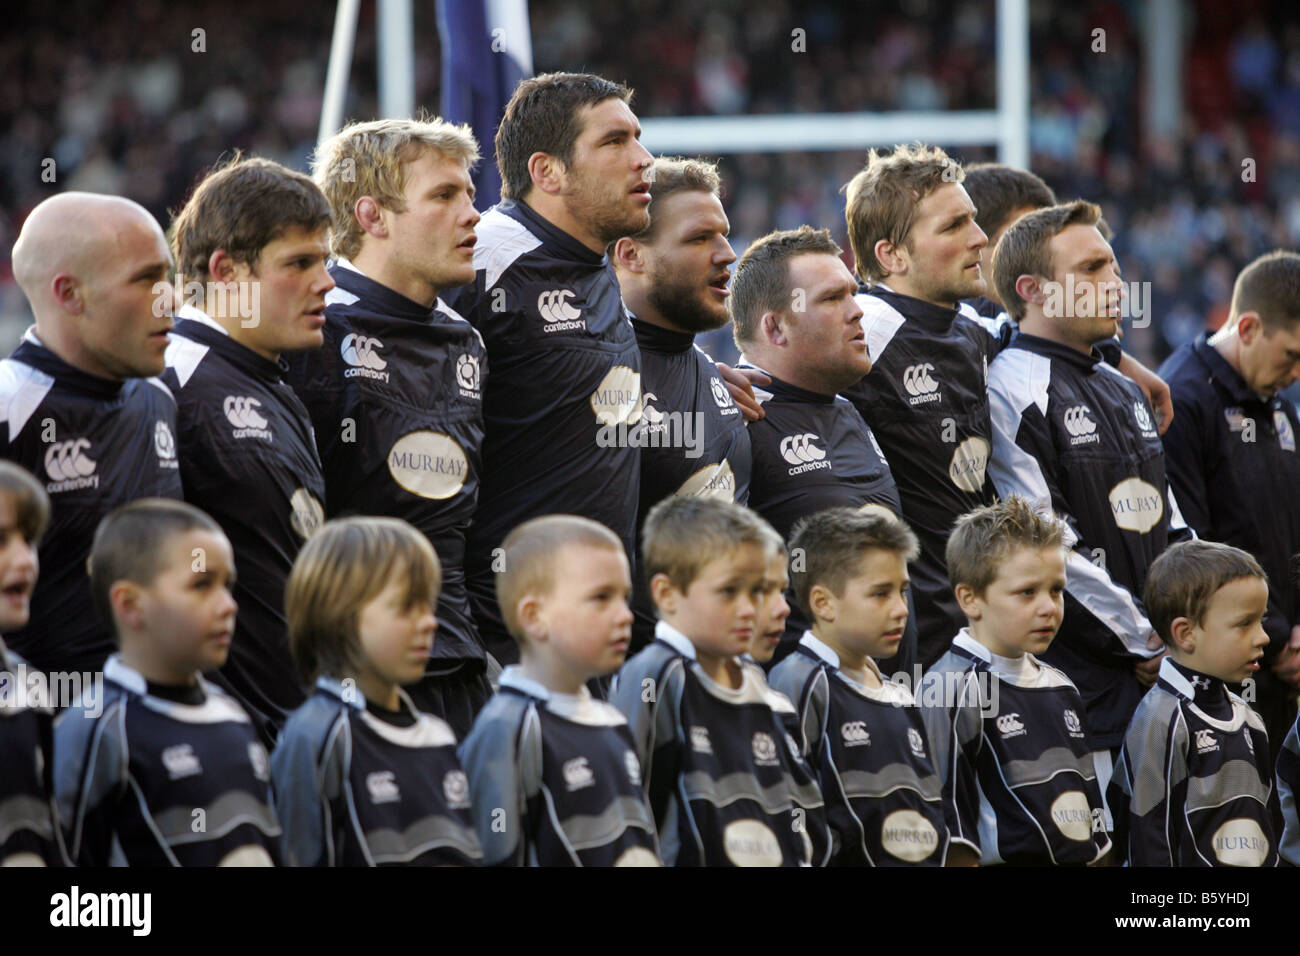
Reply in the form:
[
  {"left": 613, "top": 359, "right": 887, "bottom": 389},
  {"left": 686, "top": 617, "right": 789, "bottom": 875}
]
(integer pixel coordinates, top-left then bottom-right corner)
[
  {"left": 538, "top": 543, "right": 634, "bottom": 679},
  {"left": 134, "top": 529, "right": 238, "bottom": 678},
  {"left": 963, "top": 545, "right": 1065, "bottom": 658},
  {"left": 749, "top": 555, "right": 790, "bottom": 664},
  {"left": 660, "top": 542, "right": 767, "bottom": 659},
  {"left": 357, "top": 575, "right": 438, "bottom": 690},
  {"left": 822, "top": 548, "right": 909, "bottom": 660},
  {"left": 1179, "top": 575, "right": 1270, "bottom": 684},
  {"left": 0, "top": 493, "right": 38, "bottom": 632}
]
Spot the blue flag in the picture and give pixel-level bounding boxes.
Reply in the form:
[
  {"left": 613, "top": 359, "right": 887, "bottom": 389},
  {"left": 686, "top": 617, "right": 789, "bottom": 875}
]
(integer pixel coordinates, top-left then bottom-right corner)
[{"left": 438, "top": 0, "right": 533, "bottom": 208}]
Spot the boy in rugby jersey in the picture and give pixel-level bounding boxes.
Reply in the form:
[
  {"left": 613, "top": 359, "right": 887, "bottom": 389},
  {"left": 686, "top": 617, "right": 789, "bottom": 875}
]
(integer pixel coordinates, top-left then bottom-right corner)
[
  {"left": 611, "top": 496, "right": 824, "bottom": 866},
  {"left": 270, "top": 517, "right": 482, "bottom": 866},
  {"left": 0, "top": 462, "right": 66, "bottom": 865},
  {"left": 920, "top": 496, "right": 1111, "bottom": 866},
  {"left": 54, "top": 500, "right": 282, "bottom": 866},
  {"left": 1110, "top": 541, "right": 1278, "bottom": 866},
  {"left": 771, "top": 507, "right": 954, "bottom": 866},
  {"left": 458, "top": 515, "right": 660, "bottom": 866}
]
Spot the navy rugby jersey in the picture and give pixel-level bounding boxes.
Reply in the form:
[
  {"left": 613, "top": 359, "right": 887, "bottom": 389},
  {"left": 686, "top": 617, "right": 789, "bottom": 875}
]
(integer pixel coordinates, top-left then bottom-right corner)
[
  {"left": 445, "top": 200, "right": 641, "bottom": 664},
  {"left": 743, "top": 368, "right": 912, "bottom": 666},
  {"left": 1276, "top": 713, "right": 1300, "bottom": 864},
  {"left": 987, "top": 332, "right": 1191, "bottom": 748},
  {"left": 920, "top": 630, "right": 1112, "bottom": 865},
  {"left": 0, "top": 330, "right": 182, "bottom": 674},
  {"left": 0, "top": 639, "right": 66, "bottom": 865},
  {"left": 163, "top": 307, "right": 326, "bottom": 738},
  {"left": 54, "top": 656, "right": 281, "bottom": 866},
  {"left": 610, "top": 621, "right": 825, "bottom": 866},
  {"left": 270, "top": 677, "right": 482, "bottom": 866},
  {"left": 1110, "top": 658, "right": 1277, "bottom": 867},
  {"left": 770, "top": 633, "right": 953, "bottom": 866},
  {"left": 844, "top": 287, "right": 1008, "bottom": 667},
  {"left": 631, "top": 318, "right": 751, "bottom": 646},
  {"left": 284, "top": 262, "right": 486, "bottom": 666},
  {"left": 1159, "top": 333, "right": 1300, "bottom": 652},
  {"left": 458, "top": 668, "right": 660, "bottom": 866}
]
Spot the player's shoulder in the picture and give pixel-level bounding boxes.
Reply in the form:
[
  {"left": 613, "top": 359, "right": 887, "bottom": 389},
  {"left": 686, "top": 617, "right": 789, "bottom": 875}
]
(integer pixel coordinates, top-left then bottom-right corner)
[
  {"left": 473, "top": 204, "right": 546, "bottom": 292},
  {"left": 465, "top": 687, "right": 535, "bottom": 742},
  {"left": 988, "top": 342, "right": 1053, "bottom": 410},
  {"left": 855, "top": 290, "right": 908, "bottom": 364},
  {"left": 768, "top": 648, "right": 820, "bottom": 699},
  {"left": 0, "top": 352, "right": 55, "bottom": 441}
]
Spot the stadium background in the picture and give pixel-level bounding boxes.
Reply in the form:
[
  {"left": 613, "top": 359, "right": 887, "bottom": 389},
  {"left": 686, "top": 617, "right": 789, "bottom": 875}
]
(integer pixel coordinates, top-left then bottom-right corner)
[{"left": 4, "top": 0, "right": 1299, "bottom": 382}]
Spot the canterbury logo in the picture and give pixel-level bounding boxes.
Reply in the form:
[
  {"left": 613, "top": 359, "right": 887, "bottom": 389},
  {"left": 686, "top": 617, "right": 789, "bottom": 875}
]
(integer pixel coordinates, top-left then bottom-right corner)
[
  {"left": 1195, "top": 729, "right": 1218, "bottom": 753},
  {"left": 223, "top": 396, "right": 268, "bottom": 430},
  {"left": 902, "top": 363, "right": 939, "bottom": 396},
  {"left": 341, "top": 334, "right": 387, "bottom": 370},
  {"left": 537, "top": 289, "right": 581, "bottom": 323},
  {"left": 779, "top": 432, "right": 825, "bottom": 465},
  {"left": 996, "top": 713, "right": 1025, "bottom": 735},
  {"left": 1063, "top": 405, "right": 1097, "bottom": 437},
  {"left": 44, "top": 439, "right": 96, "bottom": 482},
  {"left": 841, "top": 721, "right": 870, "bottom": 745}
]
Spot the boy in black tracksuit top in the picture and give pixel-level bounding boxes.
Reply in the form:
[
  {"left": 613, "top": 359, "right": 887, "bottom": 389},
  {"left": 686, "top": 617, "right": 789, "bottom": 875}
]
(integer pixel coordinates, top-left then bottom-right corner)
[{"left": 986, "top": 203, "right": 1192, "bottom": 760}]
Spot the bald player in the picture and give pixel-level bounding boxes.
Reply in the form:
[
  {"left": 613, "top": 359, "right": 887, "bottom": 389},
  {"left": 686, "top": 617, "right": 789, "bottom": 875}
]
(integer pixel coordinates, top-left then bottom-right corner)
[{"left": 4, "top": 192, "right": 183, "bottom": 676}]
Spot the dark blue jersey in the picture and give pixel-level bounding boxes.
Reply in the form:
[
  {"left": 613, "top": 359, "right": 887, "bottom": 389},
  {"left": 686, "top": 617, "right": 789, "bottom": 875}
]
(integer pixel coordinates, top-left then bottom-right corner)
[
  {"left": 54, "top": 656, "right": 281, "bottom": 866},
  {"left": 742, "top": 369, "right": 912, "bottom": 666},
  {"left": 284, "top": 262, "right": 487, "bottom": 665},
  {"left": 458, "top": 667, "right": 661, "bottom": 866},
  {"left": 1159, "top": 334, "right": 1300, "bottom": 650},
  {"left": 920, "top": 631, "right": 1112, "bottom": 865},
  {"left": 270, "top": 678, "right": 482, "bottom": 866},
  {"left": 1110, "top": 658, "right": 1277, "bottom": 867},
  {"left": 162, "top": 308, "right": 326, "bottom": 737},
  {"left": 770, "top": 633, "right": 953, "bottom": 866},
  {"left": 1277, "top": 711, "right": 1300, "bottom": 865},
  {"left": 445, "top": 200, "right": 641, "bottom": 664},
  {"left": 631, "top": 318, "right": 751, "bottom": 647},
  {"left": 844, "top": 288, "right": 1008, "bottom": 667},
  {"left": 0, "top": 331, "right": 182, "bottom": 674},
  {"left": 610, "top": 622, "right": 825, "bottom": 866},
  {"left": 0, "top": 639, "right": 66, "bottom": 865},
  {"left": 988, "top": 332, "right": 1192, "bottom": 748}
]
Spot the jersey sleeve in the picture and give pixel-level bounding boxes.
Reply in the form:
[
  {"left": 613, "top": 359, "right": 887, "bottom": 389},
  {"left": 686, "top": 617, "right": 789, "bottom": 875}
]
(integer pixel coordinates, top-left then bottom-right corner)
[
  {"left": 1277, "top": 715, "right": 1300, "bottom": 866},
  {"left": 610, "top": 656, "right": 684, "bottom": 830},
  {"left": 987, "top": 365, "right": 1155, "bottom": 662},
  {"left": 458, "top": 701, "right": 540, "bottom": 866},
  {"left": 53, "top": 702, "right": 127, "bottom": 867},
  {"left": 919, "top": 668, "right": 983, "bottom": 856},
  {"left": 1110, "top": 700, "right": 1188, "bottom": 866},
  {"left": 269, "top": 714, "right": 342, "bottom": 867}
]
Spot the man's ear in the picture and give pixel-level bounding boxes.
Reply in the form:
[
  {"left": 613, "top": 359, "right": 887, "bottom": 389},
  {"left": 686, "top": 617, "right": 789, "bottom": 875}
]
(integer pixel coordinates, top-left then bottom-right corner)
[
  {"left": 808, "top": 583, "right": 835, "bottom": 623},
  {"left": 527, "top": 152, "right": 565, "bottom": 196},
  {"left": 354, "top": 196, "right": 388, "bottom": 240},
  {"left": 1236, "top": 311, "right": 1263, "bottom": 346},
  {"left": 50, "top": 274, "right": 83, "bottom": 315},
  {"left": 760, "top": 310, "right": 789, "bottom": 347},
  {"left": 613, "top": 237, "right": 645, "bottom": 274},
  {"left": 1168, "top": 616, "right": 1196, "bottom": 655},
  {"left": 1013, "top": 273, "right": 1047, "bottom": 310},
  {"left": 110, "top": 580, "right": 143, "bottom": 632},
  {"left": 954, "top": 582, "right": 982, "bottom": 620},
  {"left": 874, "top": 238, "right": 907, "bottom": 277},
  {"left": 207, "top": 249, "right": 241, "bottom": 284}
]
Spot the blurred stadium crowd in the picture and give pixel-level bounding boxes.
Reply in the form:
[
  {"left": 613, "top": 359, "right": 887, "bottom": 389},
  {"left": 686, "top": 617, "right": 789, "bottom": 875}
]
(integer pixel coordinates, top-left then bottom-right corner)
[{"left": 4, "top": 0, "right": 1299, "bottom": 368}]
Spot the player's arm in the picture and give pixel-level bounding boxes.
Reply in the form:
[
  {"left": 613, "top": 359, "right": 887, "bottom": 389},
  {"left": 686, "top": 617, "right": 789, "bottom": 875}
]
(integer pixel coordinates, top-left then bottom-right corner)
[
  {"left": 458, "top": 705, "right": 537, "bottom": 867},
  {"left": 268, "top": 716, "right": 339, "bottom": 867},
  {"left": 988, "top": 375, "right": 1156, "bottom": 667},
  {"left": 53, "top": 704, "right": 126, "bottom": 867},
  {"left": 920, "top": 669, "right": 982, "bottom": 863}
]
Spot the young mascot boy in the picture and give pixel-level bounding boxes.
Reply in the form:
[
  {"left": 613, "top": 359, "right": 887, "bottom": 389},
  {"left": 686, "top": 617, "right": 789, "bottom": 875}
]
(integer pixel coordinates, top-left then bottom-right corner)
[
  {"left": 770, "top": 507, "right": 954, "bottom": 866},
  {"left": 55, "top": 499, "right": 281, "bottom": 866},
  {"left": 611, "top": 496, "right": 824, "bottom": 866},
  {"left": 458, "top": 515, "right": 661, "bottom": 866},
  {"left": 921, "top": 496, "right": 1111, "bottom": 866},
  {"left": 271, "top": 517, "right": 483, "bottom": 866},
  {"left": 0, "top": 462, "right": 65, "bottom": 866},
  {"left": 1110, "top": 540, "right": 1277, "bottom": 866}
]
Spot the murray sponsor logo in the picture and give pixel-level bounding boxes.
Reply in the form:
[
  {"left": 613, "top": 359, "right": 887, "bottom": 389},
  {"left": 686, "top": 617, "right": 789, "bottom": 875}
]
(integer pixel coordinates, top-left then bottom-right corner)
[
  {"left": 948, "top": 436, "right": 989, "bottom": 493},
  {"left": 387, "top": 431, "right": 468, "bottom": 500},
  {"left": 880, "top": 810, "right": 939, "bottom": 862},
  {"left": 780, "top": 432, "right": 831, "bottom": 475},
  {"left": 1211, "top": 818, "right": 1269, "bottom": 866},
  {"left": 590, "top": 366, "right": 643, "bottom": 427},
  {"left": 537, "top": 289, "right": 584, "bottom": 331},
  {"left": 45, "top": 437, "right": 98, "bottom": 492},
  {"left": 675, "top": 460, "right": 736, "bottom": 499},
  {"left": 289, "top": 488, "right": 324, "bottom": 540},
  {"left": 723, "top": 819, "right": 783, "bottom": 867},
  {"left": 341, "top": 333, "right": 390, "bottom": 382},
  {"left": 223, "top": 395, "right": 272, "bottom": 440},
  {"left": 1108, "top": 477, "right": 1163, "bottom": 533},
  {"left": 597, "top": 393, "right": 704, "bottom": 458},
  {"left": 1049, "top": 791, "right": 1094, "bottom": 841},
  {"left": 903, "top": 363, "right": 941, "bottom": 405},
  {"left": 50, "top": 886, "right": 151, "bottom": 936}
]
